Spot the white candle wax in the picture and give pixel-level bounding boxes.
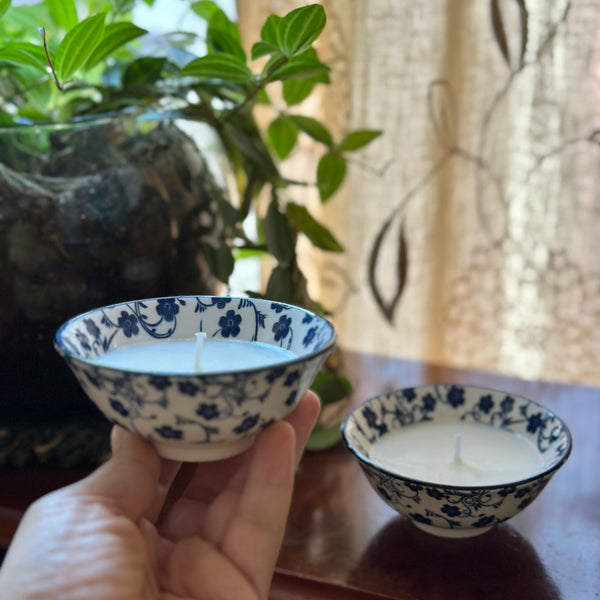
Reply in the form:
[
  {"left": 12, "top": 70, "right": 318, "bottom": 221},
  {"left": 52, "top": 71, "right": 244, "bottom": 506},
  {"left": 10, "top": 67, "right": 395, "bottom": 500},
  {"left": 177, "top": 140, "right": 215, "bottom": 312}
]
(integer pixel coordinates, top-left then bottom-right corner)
[
  {"left": 370, "top": 422, "right": 545, "bottom": 486},
  {"left": 95, "top": 338, "right": 296, "bottom": 374}
]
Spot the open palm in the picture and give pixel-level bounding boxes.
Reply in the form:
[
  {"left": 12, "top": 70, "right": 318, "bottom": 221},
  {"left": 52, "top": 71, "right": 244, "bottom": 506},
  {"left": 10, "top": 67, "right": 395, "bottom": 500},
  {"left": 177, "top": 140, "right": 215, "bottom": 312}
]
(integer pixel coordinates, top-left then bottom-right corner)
[{"left": 0, "top": 392, "right": 320, "bottom": 600}]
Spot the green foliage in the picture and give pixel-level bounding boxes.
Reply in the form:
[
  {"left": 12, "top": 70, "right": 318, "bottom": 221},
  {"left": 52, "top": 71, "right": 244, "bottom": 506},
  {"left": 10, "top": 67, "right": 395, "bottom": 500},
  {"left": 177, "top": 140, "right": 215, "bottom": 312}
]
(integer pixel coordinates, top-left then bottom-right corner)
[{"left": 0, "top": 0, "right": 382, "bottom": 403}]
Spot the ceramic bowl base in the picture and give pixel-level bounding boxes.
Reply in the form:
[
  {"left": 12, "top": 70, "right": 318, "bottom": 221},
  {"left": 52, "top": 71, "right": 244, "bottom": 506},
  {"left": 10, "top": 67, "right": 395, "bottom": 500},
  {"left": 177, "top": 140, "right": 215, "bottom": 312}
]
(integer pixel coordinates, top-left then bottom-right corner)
[
  {"left": 154, "top": 436, "right": 255, "bottom": 462},
  {"left": 412, "top": 519, "right": 494, "bottom": 538}
]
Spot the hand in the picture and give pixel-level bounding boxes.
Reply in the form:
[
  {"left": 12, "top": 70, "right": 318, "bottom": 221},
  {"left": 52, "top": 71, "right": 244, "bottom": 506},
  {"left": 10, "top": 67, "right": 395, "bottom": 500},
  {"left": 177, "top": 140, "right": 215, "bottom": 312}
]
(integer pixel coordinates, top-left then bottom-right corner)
[{"left": 0, "top": 391, "right": 320, "bottom": 600}]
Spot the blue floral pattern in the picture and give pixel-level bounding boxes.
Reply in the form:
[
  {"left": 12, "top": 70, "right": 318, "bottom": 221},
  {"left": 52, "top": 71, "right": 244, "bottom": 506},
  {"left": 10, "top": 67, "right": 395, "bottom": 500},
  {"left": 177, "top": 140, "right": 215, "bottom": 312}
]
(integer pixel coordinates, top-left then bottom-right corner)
[
  {"left": 55, "top": 296, "right": 336, "bottom": 453},
  {"left": 219, "top": 310, "right": 242, "bottom": 338},
  {"left": 342, "top": 384, "right": 571, "bottom": 536}
]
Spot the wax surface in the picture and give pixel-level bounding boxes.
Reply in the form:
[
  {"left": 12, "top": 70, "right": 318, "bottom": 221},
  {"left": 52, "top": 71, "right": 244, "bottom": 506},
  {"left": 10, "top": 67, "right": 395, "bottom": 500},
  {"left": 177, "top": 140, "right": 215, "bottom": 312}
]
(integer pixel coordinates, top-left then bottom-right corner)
[
  {"left": 95, "top": 338, "right": 296, "bottom": 374},
  {"left": 370, "top": 422, "right": 545, "bottom": 486}
]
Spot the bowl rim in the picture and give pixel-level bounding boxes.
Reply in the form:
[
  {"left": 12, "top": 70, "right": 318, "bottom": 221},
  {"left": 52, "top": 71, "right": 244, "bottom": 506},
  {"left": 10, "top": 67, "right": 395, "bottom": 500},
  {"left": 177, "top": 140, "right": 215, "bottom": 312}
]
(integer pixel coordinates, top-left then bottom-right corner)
[
  {"left": 341, "top": 383, "right": 573, "bottom": 491},
  {"left": 54, "top": 294, "right": 337, "bottom": 377}
]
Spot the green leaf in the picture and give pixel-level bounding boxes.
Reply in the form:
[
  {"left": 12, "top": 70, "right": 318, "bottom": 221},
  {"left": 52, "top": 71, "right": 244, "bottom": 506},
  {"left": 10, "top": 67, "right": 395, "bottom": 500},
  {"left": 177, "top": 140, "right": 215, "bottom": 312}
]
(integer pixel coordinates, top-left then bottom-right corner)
[
  {"left": 269, "top": 53, "right": 330, "bottom": 82},
  {"left": 122, "top": 56, "right": 165, "bottom": 87},
  {"left": 0, "top": 0, "right": 11, "bottom": 21},
  {"left": 283, "top": 78, "right": 315, "bottom": 105},
  {"left": 279, "top": 4, "right": 326, "bottom": 57},
  {"left": 84, "top": 22, "right": 147, "bottom": 69},
  {"left": 207, "top": 24, "right": 245, "bottom": 60},
  {"left": 234, "top": 247, "right": 268, "bottom": 260},
  {"left": 0, "top": 43, "right": 48, "bottom": 72},
  {"left": 200, "top": 240, "right": 235, "bottom": 283},
  {"left": 265, "top": 265, "right": 295, "bottom": 304},
  {"left": 8, "top": 65, "right": 53, "bottom": 111},
  {"left": 2, "top": 3, "right": 51, "bottom": 34},
  {"left": 337, "top": 129, "right": 382, "bottom": 152},
  {"left": 264, "top": 198, "right": 295, "bottom": 267},
  {"left": 251, "top": 40, "right": 279, "bottom": 60},
  {"left": 311, "top": 371, "right": 352, "bottom": 404},
  {"left": 0, "top": 112, "right": 16, "bottom": 126},
  {"left": 46, "top": 0, "right": 78, "bottom": 30},
  {"left": 317, "top": 152, "right": 347, "bottom": 202},
  {"left": 289, "top": 115, "right": 332, "bottom": 147},
  {"left": 221, "top": 116, "right": 280, "bottom": 183},
  {"left": 259, "top": 14, "right": 283, "bottom": 48},
  {"left": 55, "top": 12, "right": 106, "bottom": 82},
  {"left": 217, "top": 195, "right": 240, "bottom": 229},
  {"left": 268, "top": 116, "right": 298, "bottom": 159},
  {"left": 114, "top": 0, "right": 139, "bottom": 13},
  {"left": 181, "top": 54, "right": 253, "bottom": 83},
  {"left": 191, "top": 1, "right": 224, "bottom": 22},
  {"left": 195, "top": 1, "right": 245, "bottom": 60},
  {"left": 286, "top": 202, "right": 344, "bottom": 252}
]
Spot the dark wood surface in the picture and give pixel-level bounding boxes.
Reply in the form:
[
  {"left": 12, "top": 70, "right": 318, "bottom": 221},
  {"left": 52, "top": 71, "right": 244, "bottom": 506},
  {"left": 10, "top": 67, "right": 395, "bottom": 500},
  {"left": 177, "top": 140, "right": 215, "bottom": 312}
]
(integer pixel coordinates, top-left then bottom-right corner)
[{"left": 1, "top": 351, "right": 599, "bottom": 599}]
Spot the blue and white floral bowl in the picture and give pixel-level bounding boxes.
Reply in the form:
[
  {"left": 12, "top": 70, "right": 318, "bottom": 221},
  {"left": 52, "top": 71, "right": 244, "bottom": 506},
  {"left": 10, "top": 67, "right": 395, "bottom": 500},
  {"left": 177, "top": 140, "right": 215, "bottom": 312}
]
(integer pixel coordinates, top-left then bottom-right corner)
[
  {"left": 55, "top": 296, "right": 336, "bottom": 461},
  {"left": 342, "top": 385, "right": 571, "bottom": 538}
]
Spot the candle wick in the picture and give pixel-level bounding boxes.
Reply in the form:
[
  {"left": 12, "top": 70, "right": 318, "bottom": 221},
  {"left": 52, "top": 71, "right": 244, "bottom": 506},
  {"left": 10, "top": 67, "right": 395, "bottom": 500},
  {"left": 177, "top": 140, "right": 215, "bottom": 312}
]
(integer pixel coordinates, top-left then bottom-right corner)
[
  {"left": 453, "top": 433, "right": 462, "bottom": 463},
  {"left": 194, "top": 332, "right": 207, "bottom": 372},
  {"left": 451, "top": 433, "right": 482, "bottom": 475}
]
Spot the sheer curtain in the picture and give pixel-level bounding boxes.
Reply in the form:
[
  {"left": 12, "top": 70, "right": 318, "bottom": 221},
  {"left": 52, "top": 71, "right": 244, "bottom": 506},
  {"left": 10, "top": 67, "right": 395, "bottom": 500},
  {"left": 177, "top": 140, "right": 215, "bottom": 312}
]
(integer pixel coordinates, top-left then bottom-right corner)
[{"left": 238, "top": 0, "right": 600, "bottom": 385}]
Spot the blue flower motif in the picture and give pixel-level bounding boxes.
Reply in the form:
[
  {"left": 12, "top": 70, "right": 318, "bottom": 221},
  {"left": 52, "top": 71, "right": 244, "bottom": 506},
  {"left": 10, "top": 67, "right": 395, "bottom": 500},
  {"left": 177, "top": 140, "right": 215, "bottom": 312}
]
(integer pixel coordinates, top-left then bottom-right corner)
[
  {"left": 478, "top": 394, "right": 494, "bottom": 414},
  {"left": 76, "top": 331, "right": 91, "bottom": 352},
  {"left": 441, "top": 504, "right": 461, "bottom": 517},
  {"left": 234, "top": 414, "right": 260, "bottom": 434},
  {"left": 196, "top": 403, "right": 220, "bottom": 419},
  {"left": 411, "top": 513, "right": 432, "bottom": 525},
  {"left": 118, "top": 311, "right": 139, "bottom": 337},
  {"left": 303, "top": 327, "right": 317, "bottom": 347},
  {"left": 426, "top": 488, "right": 444, "bottom": 500},
  {"left": 271, "top": 303, "right": 286, "bottom": 313},
  {"left": 362, "top": 406, "right": 388, "bottom": 435},
  {"left": 219, "top": 310, "right": 242, "bottom": 337},
  {"left": 84, "top": 318, "right": 101, "bottom": 340},
  {"left": 302, "top": 314, "right": 314, "bottom": 324},
  {"left": 110, "top": 399, "right": 129, "bottom": 416},
  {"left": 406, "top": 482, "right": 423, "bottom": 492},
  {"left": 422, "top": 393, "right": 436, "bottom": 411},
  {"left": 515, "top": 487, "right": 530, "bottom": 498},
  {"left": 501, "top": 395, "right": 515, "bottom": 413},
  {"left": 84, "top": 371, "right": 102, "bottom": 389},
  {"left": 285, "top": 390, "right": 298, "bottom": 406},
  {"left": 518, "top": 497, "right": 533, "bottom": 509},
  {"left": 473, "top": 515, "right": 495, "bottom": 528},
  {"left": 156, "top": 298, "right": 180, "bottom": 322},
  {"left": 148, "top": 375, "right": 172, "bottom": 390},
  {"left": 273, "top": 315, "right": 292, "bottom": 342},
  {"left": 266, "top": 367, "right": 286, "bottom": 383},
  {"left": 284, "top": 370, "right": 300, "bottom": 387},
  {"left": 378, "top": 486, "right": 393, "bottom": 502},
  {"left": 214, "top": 298, "right": 231, "bottom": 309},
  {"left": 527, "top": 412, "right": 544, "bottom": 434},
  {"left": 402, "top": 388, "right": 417, "bottom": 403},
  {"left": 178, "top": 381, "right": 199, "bottom": 396},
  {"left": 447, "top": 386, "right": 465, "bottom": 408},
  {"left": 154, "top": 425, "right": 183, "bottom": 439},
  {"left": 498, "top": 486, "right": 517, "bottom": 497}
]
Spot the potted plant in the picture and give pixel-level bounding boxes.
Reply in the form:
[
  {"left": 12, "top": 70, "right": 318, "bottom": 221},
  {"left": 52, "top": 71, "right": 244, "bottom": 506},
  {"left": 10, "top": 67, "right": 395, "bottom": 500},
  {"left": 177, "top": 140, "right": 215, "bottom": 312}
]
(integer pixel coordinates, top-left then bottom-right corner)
[{"left": 0, "top": 0, "right": 380, "bottom": 464}]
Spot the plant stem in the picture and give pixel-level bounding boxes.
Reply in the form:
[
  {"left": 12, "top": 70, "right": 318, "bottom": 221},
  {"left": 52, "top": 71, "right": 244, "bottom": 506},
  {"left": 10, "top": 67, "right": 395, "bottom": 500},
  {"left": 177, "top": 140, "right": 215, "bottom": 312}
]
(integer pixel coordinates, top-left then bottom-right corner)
[
  {"left": 221, "top": 54, "right": 289, "bottom": 124},
  {"left": 38, "top": 27, "right": 63, "bottom": 91}
]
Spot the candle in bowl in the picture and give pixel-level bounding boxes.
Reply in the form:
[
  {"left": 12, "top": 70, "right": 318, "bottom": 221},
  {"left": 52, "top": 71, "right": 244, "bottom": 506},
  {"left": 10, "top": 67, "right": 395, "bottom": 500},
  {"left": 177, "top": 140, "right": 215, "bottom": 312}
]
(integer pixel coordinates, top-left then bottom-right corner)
[
  {"left": 342, "top": 384, "right": 571, "bottom": 538},
  {"left": 55, "top": 296, "right": 336, "bottom": 462},
  {"left": 95, "top": 336, "right": 296, "bottom": 374}
]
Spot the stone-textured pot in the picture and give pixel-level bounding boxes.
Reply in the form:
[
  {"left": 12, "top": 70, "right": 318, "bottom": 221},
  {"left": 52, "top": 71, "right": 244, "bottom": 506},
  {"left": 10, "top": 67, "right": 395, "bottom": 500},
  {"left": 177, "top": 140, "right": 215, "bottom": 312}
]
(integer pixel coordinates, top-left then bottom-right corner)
[{"left": 0, "top": 114, "right": 224, "bottom": 427}]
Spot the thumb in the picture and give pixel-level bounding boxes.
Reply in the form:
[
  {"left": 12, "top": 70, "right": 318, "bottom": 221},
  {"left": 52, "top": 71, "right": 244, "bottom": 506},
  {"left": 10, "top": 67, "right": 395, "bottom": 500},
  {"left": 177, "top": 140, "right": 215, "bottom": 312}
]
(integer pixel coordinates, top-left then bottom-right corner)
[{"left": 66, "top": 426, "right": 162, "bottom": 520}]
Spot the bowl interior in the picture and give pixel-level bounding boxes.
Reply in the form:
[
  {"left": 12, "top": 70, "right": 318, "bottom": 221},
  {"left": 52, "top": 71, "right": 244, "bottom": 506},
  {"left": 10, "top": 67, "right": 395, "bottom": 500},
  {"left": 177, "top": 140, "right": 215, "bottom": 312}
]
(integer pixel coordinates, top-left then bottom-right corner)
[
  {"left": 55, "top": 296, "right": 336, "bottom": 370},
  {"left": 343, "top": 384, "right": 572, "bottom": 487}
]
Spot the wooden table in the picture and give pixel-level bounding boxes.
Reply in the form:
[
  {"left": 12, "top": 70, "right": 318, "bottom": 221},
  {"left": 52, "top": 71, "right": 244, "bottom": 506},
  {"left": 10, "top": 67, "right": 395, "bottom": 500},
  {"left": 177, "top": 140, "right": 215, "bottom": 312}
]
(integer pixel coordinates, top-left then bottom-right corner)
[{"left": 1, "top": 351, "right": 599, "bottom": 599}]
